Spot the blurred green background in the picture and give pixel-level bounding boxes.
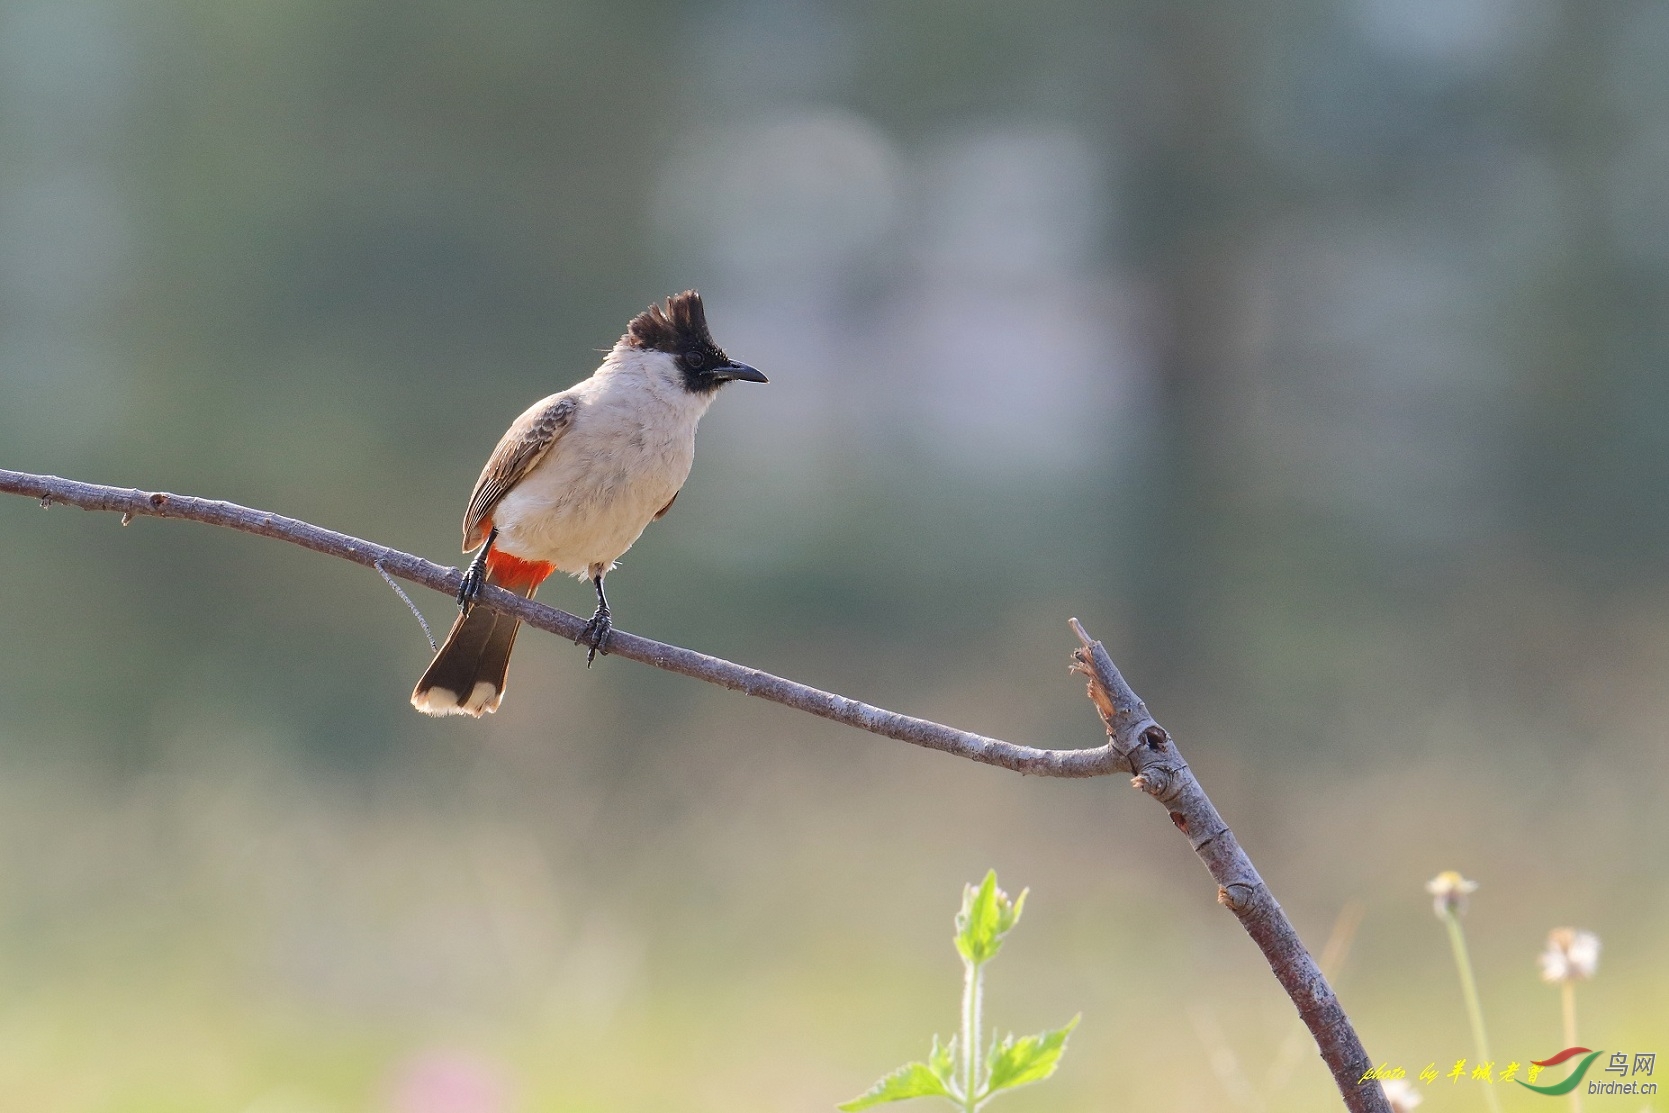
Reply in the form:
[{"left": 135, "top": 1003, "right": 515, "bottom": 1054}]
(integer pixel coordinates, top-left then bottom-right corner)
[{"left": 1, "top": 0, "right": 1666, "bottom": 1110}]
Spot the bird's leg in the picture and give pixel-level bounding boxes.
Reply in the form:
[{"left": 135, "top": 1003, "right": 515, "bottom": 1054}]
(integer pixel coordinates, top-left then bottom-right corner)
[
  {"left": 578, "top": 571, "right": 612, "bottom": 667},
  {"left": 457, "top": 527, "right": 498, "bottom": 614}
]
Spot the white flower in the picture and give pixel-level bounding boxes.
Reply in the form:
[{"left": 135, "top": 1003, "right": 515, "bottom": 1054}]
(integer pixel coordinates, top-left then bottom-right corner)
[
  {"left": 1381, "top": 1077, "right": 1423, "bottom": 1112},
  {"left": 1425, "top": 871, "right": 1479, "bottom": 919},
  {"left": 1539, "top": 927, "right": 1600, "bottom": 983}
]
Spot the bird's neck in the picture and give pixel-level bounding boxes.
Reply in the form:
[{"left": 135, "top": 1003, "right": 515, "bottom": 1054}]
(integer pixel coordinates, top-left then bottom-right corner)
[{"left": 591, "top": 346, "right": 717, "bottom": 422}]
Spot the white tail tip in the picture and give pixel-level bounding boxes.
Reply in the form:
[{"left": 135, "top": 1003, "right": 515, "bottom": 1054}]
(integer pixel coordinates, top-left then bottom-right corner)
[{"left": 410, "top": 681, "right": 502, "bottom": 717}]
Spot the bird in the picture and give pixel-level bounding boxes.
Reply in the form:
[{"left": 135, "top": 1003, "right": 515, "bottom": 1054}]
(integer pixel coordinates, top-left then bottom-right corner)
[{"left": 411, "top": 290, "right": 767, "bottom": 717}]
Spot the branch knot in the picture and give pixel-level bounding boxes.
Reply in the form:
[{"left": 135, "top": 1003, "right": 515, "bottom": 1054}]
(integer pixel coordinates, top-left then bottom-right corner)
[
  {"left": 1131, "top": 764, "right": 1183, "bottom": 802},
  {"left": 1217, "top": 882, "right": 1257, "bottom": 912}
]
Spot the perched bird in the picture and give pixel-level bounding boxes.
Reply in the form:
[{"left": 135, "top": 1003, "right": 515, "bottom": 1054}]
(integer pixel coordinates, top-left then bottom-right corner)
[{"left": 412, "top": 291, "right": 766, "bottom": 717}]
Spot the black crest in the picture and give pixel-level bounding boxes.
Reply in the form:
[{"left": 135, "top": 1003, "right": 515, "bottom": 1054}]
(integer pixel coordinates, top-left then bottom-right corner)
[
  {"left": 624, "top": 290, "right": 742, "bottom": 394},
  {"left": 625, "top": 290, "right": 720, "bottom": 358}
]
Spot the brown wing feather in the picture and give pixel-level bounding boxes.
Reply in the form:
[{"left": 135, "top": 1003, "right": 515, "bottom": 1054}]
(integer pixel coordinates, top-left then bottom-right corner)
[
  {"left": 653, "top": 489, "right": 680, "bottom": 520},
  {"left": 461, "top": 395, "right": 577, "bottom": 550}
]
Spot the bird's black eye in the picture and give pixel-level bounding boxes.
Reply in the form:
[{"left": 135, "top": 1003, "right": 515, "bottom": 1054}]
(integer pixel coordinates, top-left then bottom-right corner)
[{"left": 684, "top": 350, "right": 708, "bottom": 371}]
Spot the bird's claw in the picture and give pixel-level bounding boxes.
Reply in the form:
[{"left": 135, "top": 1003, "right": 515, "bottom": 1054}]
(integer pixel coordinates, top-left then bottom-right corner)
[
  {"left": 457, "top": 559, "right": 487, "bottom": 614},
  {"left": 578, "top": 609, "right": 612, "bottom": 667},
  {"left": 458, "top": 529, "right": 498, "bottom": 615}
]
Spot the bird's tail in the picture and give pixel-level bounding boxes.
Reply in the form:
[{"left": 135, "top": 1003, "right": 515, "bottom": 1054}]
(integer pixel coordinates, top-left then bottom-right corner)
[{"left": 411, "top": 553, "right": 554, "bottom": 717}]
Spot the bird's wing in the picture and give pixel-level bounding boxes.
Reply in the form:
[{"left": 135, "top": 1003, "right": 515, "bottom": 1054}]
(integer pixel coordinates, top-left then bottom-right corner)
[{"left": 461, "top": 394, "right": 578, "bottom": 550}]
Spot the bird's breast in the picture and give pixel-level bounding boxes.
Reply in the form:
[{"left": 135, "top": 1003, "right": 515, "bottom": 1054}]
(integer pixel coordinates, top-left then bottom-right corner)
[{"left": 489, "top": 398, "right": 699, "bottom": 575}]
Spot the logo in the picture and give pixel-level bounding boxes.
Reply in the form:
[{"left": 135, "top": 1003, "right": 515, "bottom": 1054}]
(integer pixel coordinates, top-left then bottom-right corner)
[
  {"left": 1517, "top": 1048, "right": 1602, "bottom": 1096},
  {"left": 1517, "top": 1049, "right": 1657, "bottom": 1098}
]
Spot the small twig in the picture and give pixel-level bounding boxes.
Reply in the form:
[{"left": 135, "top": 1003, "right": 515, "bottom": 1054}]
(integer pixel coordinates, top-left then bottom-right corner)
[
  {"left": 1068, "top": 619, "right": 1389, "bottom": 1113},
  {"left": 376, "top": 558, "right": 438, "bottom": 652}
]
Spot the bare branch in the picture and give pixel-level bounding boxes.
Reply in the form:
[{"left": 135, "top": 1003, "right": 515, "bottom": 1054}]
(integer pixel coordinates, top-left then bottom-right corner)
[
  {"left": 1069, "top": 619, "right": 1389, "bottom": 1113},
  {"left": 3, "top": 468, "right": 1389, "bottom": 1111},
  {"left": 2, "top": 469, "right": 1116, "bottom": 776}
]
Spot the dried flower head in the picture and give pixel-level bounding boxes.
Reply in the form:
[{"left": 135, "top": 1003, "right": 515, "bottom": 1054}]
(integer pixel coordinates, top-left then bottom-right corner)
[
  {"left": 1538, "top": 927, "right": 1600, "bottom": 983},
  {"left": 1426, "top": 871, "right": 1479, "bottom": 919},
  {"left": 1381, "top": 1077, "right": 1423, "bottom": 1112}
]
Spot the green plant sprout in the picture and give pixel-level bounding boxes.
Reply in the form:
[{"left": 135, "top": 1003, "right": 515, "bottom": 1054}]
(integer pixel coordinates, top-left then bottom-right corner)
[{"left": 839, "top": 871, "right": 1079, "bottom": 1113}]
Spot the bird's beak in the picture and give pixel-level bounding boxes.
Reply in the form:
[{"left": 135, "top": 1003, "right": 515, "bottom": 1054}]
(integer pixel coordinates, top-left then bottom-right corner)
[{"left": 714, "top": 360, "right": 768, "bottom": 383}]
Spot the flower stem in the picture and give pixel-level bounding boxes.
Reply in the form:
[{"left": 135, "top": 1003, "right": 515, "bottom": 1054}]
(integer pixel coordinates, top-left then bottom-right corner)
[
  {"left": 1442, "top": 911, "right": 1501, "bottom": 1113},
  {"left": 961, "top": 957, "right": 983, "bottom": 1113},
  {"left": 1562, "top": 980, "right": 1581, "bottom": 1113}
]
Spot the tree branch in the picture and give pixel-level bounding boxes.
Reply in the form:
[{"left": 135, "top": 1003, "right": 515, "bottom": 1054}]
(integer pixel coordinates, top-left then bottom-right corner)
[
  {"left": 2, "top": 469, "right": 1114, "bottom": 776},
  {"left": 1, "top": 468, "right": 1388, "bottom": 1111},
  {"left": 1068, "top": 620, "right": 1389, "bottom": 1113}
]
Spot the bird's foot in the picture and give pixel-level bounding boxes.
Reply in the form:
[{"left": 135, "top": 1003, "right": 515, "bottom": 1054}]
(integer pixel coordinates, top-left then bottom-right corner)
[
  {"left": 578, "top": 608, "right": 612, "bottom": 667},
  {"left": 457, "top": 556, "right": 488, "bottom": 614},
  {"left": 457, "top": 529, "right": 498, "bottom": 614}
]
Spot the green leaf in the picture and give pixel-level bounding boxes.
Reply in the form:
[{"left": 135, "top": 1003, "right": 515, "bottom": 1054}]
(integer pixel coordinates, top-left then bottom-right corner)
[
  {"left": 954, "top": 871, "right": 1028, "bottom": 965},
  {"left": 838, "top": 1062, "right": 954, "bottom": 1111},
  {"left": 928, "top": 1035, "right": 957, "bottom": 1089},
  {"left": 983, "top": 1015, "right": 1080, "bottom": 1095}
]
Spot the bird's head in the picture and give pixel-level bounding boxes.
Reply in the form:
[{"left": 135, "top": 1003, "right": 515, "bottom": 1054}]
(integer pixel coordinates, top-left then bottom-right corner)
[{"left": 622, "top": 290, "right": 767, "bottom": 395}]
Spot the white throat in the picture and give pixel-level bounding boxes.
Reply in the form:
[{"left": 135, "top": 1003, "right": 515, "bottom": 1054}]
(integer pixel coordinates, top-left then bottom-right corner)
[{"left": 592, "top": 345, "right": 718, "bottom": 419}]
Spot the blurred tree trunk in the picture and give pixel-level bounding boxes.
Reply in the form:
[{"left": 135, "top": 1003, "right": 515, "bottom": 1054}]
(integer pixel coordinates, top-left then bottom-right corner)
[
  {"left": 1123, "top": 2, "right": 1268, "bottom": 701},
  {"left": 1516, "top": 1, "right": 1645, "bottom": 574}
]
